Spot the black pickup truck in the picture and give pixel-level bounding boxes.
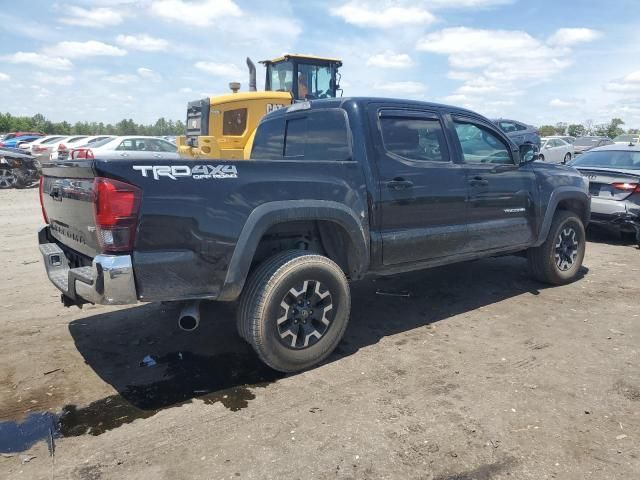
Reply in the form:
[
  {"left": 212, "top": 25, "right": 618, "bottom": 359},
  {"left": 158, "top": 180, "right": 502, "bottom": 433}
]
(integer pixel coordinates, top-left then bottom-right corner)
[{"left": 38, "top": 97, "right": 590, "bottom": 372}]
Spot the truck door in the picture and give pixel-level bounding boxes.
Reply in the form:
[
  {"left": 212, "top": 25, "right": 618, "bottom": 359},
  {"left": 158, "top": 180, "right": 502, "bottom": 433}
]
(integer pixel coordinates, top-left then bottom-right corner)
[
  {"left": 449, "top": 115, "right": 537, "bottom": 252},
  {"left": 371, "top": 107, "right": 468, "bottom": 265}
]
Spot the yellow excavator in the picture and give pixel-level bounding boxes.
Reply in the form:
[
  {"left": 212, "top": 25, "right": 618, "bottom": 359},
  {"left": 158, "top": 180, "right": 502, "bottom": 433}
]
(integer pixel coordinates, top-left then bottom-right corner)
[{"left": 176, "top": 54, "right": 343, "bottom": 160}]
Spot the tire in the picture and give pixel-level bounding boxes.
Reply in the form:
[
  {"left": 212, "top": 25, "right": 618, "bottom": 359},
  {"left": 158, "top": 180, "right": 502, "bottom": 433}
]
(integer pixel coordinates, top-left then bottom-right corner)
[
  {"left": 528, "top": 210, "right": 586, "bottom": 285},
  {"left": 563, "top": 153, "right": 571, "bottom": 163},
  {"left": 538, "top": 154, "right": 545, "bottom": 161},
  {"left": 237, "top": 250, "right": 351, "bottom": 372},
  {"left": 0, "top": 168, "right": 17, "bottom": 189}
]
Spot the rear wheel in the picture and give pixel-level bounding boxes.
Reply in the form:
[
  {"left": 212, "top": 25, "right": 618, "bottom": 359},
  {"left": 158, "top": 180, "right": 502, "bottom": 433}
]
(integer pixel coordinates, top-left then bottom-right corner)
[
  {"left": 563, "top": 153, "right": 571, "bottom": 163},
  {"left": 237, "top": 250, "right": 350, "bottom": 372},
  {"left": 0, "top": 168, "right": 17, "bottom": 189},
  {"left": 528, "top": 211, "right": 586, "bottom": 285},
  {"left": 538, "top": 154, "right": 545, "bottom": 161}
]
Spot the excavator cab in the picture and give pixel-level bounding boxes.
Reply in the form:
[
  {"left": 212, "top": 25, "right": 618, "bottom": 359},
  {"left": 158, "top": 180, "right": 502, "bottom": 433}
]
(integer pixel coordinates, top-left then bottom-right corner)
[{"left": 262, "top": 54, "right": 342, "bottom": 101}]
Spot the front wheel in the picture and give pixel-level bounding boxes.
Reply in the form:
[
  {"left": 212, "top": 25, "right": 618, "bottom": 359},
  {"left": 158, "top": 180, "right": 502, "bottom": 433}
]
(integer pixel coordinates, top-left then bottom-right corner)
[
  {"left": 0, "top": 168, "right": 17, "bottom": 189},
  {"left": 237, "top": 250, "right": 351, "bottom": 372},
  {"left": 528, "top": 211, "right": 586, "bottom": 285}
]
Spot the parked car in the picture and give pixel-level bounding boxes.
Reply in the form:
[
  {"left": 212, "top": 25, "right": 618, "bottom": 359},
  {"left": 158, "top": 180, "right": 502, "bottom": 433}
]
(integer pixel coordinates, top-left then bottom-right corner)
[
  {"left": 539, "top": 137, "right": 574, "bottom": 163},
  {"left": 26, "top": 135, "right": 67, "bottom": 160},
  {"left": 569, "top": 144, "right": 640, "bottom": 243},
  {"left": 69, "top": 136, "right": 178, "bottom": 160},
  {"left": 48, "top": 136, "right": 90, "bottom": 161},
  {"left": 0, "top": 135, "right": 43, "bottom": 149},
  {"left": 0, "top": 147, "right": 41, "bottom": 189},
  {"left": 38, "top": 97, "right": 590, "bottom": 372},
  {"left": 573, "top": 136, "right": 614, "bottom": 155},
  {"left": 55, "top": 135, "right": 118, "bottom": 161},
  {"left": 612, "top": 134, "right": 639, "bottom": 145},
  {"left": 493, "top": 118, "right": 541, "bottom": 148},
  {"left": 1, "top": 132, "right": 44, "bottom": 142},
  {"left": 553, "top": 135, "right": 576, "bottom": 144}
]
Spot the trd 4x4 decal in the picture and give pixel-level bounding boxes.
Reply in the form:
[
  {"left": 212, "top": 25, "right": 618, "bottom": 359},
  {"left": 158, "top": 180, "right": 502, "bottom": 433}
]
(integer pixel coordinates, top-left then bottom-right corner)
[{"left": 133, "top": 165, "right": 238, "bottom": 180}]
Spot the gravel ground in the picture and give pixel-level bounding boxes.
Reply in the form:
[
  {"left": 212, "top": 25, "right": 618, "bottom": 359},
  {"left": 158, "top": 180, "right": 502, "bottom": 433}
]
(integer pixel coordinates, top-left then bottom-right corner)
[{"left": 0, "top": 187, "right": 638, "bottom": 480}]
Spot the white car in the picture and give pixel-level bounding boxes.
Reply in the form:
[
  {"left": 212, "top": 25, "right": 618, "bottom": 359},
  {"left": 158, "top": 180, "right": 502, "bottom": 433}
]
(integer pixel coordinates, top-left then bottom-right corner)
[
  {"left": 69, "top": 136, "right": 178, "bottom": 160},
  {"left": 24, "top": 135, "right": 67, "bottom": 160},
  {"left": 54, "top": 135, "right": 116, "bottom": 161},
  {"left": 539, "top": 137, "right": 574, "bottom": 163}
]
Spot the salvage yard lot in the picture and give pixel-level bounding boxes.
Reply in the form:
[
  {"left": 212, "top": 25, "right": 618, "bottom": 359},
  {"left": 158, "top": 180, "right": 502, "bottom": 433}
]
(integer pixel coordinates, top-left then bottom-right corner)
[{"left": 0, "top": 187, "right": 638, "bottom": 480}]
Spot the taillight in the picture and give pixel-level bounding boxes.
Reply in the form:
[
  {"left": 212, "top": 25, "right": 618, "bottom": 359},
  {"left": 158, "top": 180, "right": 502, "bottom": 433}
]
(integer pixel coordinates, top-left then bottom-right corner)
[
  {"left": 58, "top": 144, "right": 66, "bottom": 151},
  {"left": 71, "top": 149, "right": 93, "bottom": 160},
  {"left": 39, "top": 176, "right": 49, "bottom": 224},
  {"left": 93, "top": 177, "right": 141, "bottom": 253},
  {"left": 34, "top": 146, "right": 48, "bottom": 153},
  {"left": 612, "top": 182, "right": 639, "bottom": 192}
]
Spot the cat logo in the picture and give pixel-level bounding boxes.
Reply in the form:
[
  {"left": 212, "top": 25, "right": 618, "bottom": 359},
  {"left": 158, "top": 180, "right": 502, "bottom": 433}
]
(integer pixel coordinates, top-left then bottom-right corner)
[{"left": 266, "top": 103, "right": 286, "bottom": 114}]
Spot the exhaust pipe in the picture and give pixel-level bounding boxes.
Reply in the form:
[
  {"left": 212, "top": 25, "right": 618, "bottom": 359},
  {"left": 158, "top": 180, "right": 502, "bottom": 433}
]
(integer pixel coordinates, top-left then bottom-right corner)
[
  {"left": 178, "top": 301, "right": 201, "bottom": 332},
  {"left": 247, "top": 57, "right": 257, "bottom": 92}
]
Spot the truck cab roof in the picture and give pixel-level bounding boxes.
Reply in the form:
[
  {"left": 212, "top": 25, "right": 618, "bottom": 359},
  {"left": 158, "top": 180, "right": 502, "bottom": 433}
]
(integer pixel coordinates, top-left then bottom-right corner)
[{"left": 264, "top": 97, "right": 483, "bottom": 121}]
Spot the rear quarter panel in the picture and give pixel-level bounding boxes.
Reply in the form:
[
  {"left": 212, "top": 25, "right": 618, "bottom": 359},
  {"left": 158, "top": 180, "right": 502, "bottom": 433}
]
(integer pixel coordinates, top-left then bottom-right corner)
[{"left": 94, "top": 158, "right": 369, "bottom": 301}]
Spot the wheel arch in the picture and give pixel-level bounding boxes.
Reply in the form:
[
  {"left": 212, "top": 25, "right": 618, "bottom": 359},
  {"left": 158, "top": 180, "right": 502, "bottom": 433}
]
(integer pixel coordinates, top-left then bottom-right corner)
[
  {"left": 534, "top": 188, "right": 590, "bottom": 246},
  {"left": 218, "top": 200, "right": 369, "bottom": 301}
]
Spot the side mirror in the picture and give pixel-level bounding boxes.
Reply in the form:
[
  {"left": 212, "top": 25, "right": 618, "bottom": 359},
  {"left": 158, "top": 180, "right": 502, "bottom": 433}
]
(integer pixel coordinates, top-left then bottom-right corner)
[{"left": 519, "top": 143, "right": 536, "bottom": 164}]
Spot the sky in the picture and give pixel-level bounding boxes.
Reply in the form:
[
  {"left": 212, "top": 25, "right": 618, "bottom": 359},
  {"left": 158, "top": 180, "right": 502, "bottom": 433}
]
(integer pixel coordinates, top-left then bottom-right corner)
[{"left": 1, "top": 0, "right": 640, "bottom": 128}]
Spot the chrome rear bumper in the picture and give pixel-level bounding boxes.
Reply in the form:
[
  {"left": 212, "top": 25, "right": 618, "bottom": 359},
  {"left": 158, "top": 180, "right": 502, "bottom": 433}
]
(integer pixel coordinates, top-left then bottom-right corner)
[{"left": 38, "top": 229, "right": 138, "bottom": 305}]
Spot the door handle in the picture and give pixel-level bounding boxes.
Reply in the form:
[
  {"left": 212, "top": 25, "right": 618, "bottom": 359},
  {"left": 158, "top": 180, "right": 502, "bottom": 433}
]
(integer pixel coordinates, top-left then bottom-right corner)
[
  {"left": 469, "top": 176, "right": 489, "bottom": 187},
  {"left": 387, "top": 178, "right": 413, "bottom": 190}
]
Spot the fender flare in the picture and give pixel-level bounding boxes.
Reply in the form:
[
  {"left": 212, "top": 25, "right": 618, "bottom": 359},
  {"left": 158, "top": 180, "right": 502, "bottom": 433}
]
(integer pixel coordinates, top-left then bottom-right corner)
[
  {"left": 534, "top": 187, "right": 591, "bottom": 246},
  {"left": 218, "top": 200, "right": 369, "bottom": 301}
]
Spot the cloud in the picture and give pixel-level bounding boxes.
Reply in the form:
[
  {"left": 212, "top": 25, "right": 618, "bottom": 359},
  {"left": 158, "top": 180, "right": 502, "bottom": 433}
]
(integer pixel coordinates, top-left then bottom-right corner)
[
  {"left": 547, "top": 28, "right": 602, "bottom": 46},
  {"left": 43, "top": 41, "right": 126, "bottom": 59},
  {"left": 105, "top": 74, "right": 139, "bottom": 84},
  {"left": 151, "top": 0, "right": 241, "bottom": 27},
  {"left": 605, "top": 71, "right": 640, "bottom": 93},
  {"left": 417, "top": 26, "right": 599, "bottom": 106},
  {"left": 59, "top": 5, "right": 124, "bottom": 27},
  {"left": 195, "top": 61, "right": 243, "bottom": 77},
  {"left": 367, "top": 52, "right": 413, "bottom": 68},
  {"left": 373, "top": 81, "right": 427, "bottom": 95},
  {"left": 0, "top": 73, "right": 10, "bottom": 81},
  {"left": 116, "top": 34, "right": 169, "bottom": 52},
  {"left": 34, "top": 72, "right": 74, "bottom": 86},
  {"left": 137, "top": 67, "right": 162, "bottom": 82},
  {"left": 330, "top": 2, "right": 435, "bottom": 28},
  {"left": 4, "top": 52, "right": 73, "bottom": 70},
  {"left": 549, "top": 98, "right": 581, "bottom": 108},
  {"left": 425, "top": 0, "right": 513, "bottom": 6}
]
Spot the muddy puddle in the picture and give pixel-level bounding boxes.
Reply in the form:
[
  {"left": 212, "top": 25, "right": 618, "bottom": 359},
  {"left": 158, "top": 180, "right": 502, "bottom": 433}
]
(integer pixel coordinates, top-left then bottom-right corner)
[{"left": 0, "top": 351, "right": 284, "bottom": 454}]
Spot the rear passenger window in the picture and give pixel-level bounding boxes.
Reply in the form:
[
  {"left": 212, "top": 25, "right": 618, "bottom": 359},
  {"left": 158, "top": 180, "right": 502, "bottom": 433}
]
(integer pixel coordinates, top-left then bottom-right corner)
[
  {"left": 380, "top": 117, "right": 449, "bottom": 162},
  {"left": 251, "top": 118, "right": 285, "bottom": 159},
  {"left": 251, "top": 110, "right": 351, "bottom": 161}
]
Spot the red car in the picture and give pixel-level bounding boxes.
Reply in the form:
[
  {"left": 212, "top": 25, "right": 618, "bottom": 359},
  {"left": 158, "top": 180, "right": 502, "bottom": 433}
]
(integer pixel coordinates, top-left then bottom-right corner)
[{"left": 1, "top": 132, "right": 45, "bottom": 141}]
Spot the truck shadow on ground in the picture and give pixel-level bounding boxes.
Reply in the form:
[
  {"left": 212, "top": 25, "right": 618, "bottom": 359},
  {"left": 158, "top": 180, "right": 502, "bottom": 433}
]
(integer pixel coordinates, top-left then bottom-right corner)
[{"left": 60, "top": 255, "right": 587, "bottom": 438}]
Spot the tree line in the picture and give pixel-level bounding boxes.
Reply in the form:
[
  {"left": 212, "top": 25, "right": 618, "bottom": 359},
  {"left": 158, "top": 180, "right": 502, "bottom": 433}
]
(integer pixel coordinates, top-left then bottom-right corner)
[
  {"left": 0, "top": 113, "right": 186, "bottom": 136},
  {"left": 537, "top": 118, "right": 639, "bottom": 139}
]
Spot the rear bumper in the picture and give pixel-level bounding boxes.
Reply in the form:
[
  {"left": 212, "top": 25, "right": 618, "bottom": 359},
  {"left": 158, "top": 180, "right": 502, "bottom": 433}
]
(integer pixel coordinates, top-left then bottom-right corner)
[
  {"left": 590, "top": 198, "right": 640, "bottom": 231},
  {"left": 38, "top": 227, "right": 138, "bottom": 306}
]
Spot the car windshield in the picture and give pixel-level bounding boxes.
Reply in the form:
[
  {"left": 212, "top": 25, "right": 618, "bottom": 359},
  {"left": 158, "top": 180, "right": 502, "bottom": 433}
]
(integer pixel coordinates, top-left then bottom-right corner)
[
  {"left": 574, "top": 137, "right": 600, "bottom": 146},
  {"left": 85, "top": 137, "right": 114, "bottom": 148},
  {"left": 571, "top": 150, "right": 640, "bottom": 170}
]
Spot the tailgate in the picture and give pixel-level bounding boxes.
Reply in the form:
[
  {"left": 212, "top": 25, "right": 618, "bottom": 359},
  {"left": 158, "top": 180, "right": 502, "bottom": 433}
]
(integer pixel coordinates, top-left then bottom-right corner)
[{"left": 41, "top": 160, "right": 101, "bottom": 258}]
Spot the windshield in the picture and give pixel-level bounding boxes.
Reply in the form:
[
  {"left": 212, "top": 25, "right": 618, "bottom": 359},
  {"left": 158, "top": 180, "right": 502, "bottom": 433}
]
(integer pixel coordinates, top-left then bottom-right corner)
[
  {"left": 269, "top": 61, "right": 293, "bottom": 93},
  {"left": 574, "top": 137, "right": 600, "bottom": 146},
  {"left": 297, "top": 63, "right": 333, "bottom": 100},
  {"left": 571, "top": 150, "right": 640, "bottom": 170}
]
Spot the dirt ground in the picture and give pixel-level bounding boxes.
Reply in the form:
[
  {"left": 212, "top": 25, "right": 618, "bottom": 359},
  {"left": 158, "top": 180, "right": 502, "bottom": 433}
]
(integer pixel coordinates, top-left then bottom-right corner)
[{"left": 0, "top": 187, "right": 638, "bottom": 480}]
